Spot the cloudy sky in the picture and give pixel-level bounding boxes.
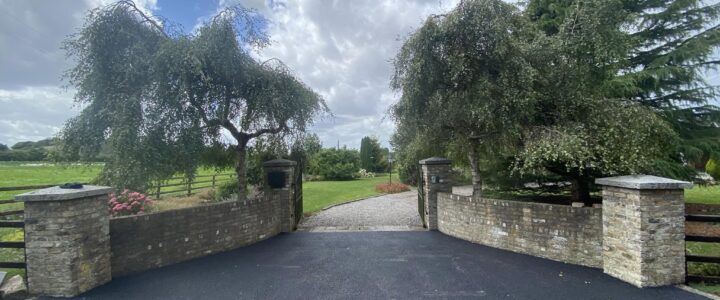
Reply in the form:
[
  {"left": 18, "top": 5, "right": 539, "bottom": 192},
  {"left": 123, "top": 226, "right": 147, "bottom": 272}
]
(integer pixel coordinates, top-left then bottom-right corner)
[
  {"left": 0, "top": 0, "right": 461, "bottom": 149},
  {"left": 1, "top": 0, "right": 717, "bottom": 150}
]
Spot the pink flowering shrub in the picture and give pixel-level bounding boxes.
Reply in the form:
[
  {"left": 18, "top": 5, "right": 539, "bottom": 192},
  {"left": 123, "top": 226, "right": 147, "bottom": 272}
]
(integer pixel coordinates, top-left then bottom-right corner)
[{"left": 108, "top": 190, "right": 153, "bottom": 217}]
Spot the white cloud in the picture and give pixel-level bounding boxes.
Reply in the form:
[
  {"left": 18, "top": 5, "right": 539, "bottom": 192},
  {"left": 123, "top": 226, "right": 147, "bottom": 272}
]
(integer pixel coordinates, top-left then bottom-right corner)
[
  {"left": 0, "top": 87, "right": 80, "bottom": 146},
  {"left": 0, "top": 0, "right": 156, "bottom": 146},
  {"left": 233, "top": 0, "right": 459, "bottom": 149}
]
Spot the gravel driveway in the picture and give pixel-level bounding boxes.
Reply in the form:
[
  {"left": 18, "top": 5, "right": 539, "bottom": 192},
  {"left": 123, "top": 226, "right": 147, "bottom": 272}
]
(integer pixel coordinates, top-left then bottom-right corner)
[{"left": 298, "top": 191, "right": 424, "bottom": 231}]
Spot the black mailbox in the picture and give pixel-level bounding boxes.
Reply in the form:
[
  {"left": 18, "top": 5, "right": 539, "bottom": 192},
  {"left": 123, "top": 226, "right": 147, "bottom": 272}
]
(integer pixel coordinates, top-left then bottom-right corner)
[{"left": 267, "top": 171, "right": 286, "bottom": 188}]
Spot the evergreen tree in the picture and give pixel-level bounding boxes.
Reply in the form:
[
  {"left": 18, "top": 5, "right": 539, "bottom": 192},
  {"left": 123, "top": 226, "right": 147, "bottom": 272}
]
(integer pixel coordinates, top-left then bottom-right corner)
[
  {"left": 527, "top": 0, "right": 720, "bottom": 177},
  {"left": 359, "top": 137, "right": 372, "bottom": 170}
]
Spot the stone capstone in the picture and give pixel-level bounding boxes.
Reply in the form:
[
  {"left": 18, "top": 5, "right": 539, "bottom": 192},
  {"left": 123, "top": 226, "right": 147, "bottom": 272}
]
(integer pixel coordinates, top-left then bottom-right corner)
[
  {"left": 15, "top": 185, "right": 112, "bottom": 202},
  {"left": 595, "top": 175, "right": 692, "bottom": 190}
]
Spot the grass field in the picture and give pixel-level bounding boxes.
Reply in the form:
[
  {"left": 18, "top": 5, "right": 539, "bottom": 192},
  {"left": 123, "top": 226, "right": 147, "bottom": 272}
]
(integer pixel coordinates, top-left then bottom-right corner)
[
  {"left": 686, "top": 185, "right": 720, "bottom": 204},
  {"left": 303, "top": 174, "right": 398, "bottom": 213}
]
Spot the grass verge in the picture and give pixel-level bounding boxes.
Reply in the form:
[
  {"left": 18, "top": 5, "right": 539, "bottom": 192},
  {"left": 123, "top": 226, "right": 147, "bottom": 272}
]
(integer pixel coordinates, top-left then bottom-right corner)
[
  {"left": 303, "top": 175, "right": 395, "bottom": 213},
  {"left": 686, "top": 185, "right": 720, "bottom": 204}
]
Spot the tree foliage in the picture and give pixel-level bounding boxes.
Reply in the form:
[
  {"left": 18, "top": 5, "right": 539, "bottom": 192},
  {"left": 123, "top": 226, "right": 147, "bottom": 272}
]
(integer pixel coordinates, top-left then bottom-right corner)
[
  {"left": 391, "top": 0, "right": 535, "bottom": 197},
  {"left": 310, "top": 148, "right": 360, "bottom": 180},
  {"left": 57, "top": 1, "right": 327, "bottom": 193},
  {"left": 391, "top": 0, "right": 705, "bottom": 204},
  {"left": 359, "top": 136, "right": 387, "bottom": 172},
  {"left": 707, "top": 159, "right": 720, "bottom": 180},
  {"left": 527, "top": 0, "right": 720, "bottom": 174}
]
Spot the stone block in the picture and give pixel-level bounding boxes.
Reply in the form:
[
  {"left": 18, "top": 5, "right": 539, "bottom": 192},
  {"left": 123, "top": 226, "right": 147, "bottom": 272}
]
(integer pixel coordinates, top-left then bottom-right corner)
[
  {"left": 16, "top": 186, "right": 112, "bottom": 297},
  {"left": 596, "top": 175, "right": 687, "bottom": 287}
]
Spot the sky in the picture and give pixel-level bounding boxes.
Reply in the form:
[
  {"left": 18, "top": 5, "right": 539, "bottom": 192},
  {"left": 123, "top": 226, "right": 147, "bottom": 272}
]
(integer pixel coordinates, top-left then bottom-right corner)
[
  {"left": 0, "top": 0, "right": 460, "bottom": 150},
  {"left": 0, "top": 0, "right": 717, "bottom": 150}
]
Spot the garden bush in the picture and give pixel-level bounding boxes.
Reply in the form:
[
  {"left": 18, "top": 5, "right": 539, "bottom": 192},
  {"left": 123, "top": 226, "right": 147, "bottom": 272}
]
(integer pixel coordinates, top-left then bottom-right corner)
[
  {"left": 216, "top": 180, "right": 240, "bottom": 200},
  {"left": 375, "top": 182, "right": 410, "bottom": 194},
  {"left": 707, "top": 159, "right": 719, "bottom": 181},
  {"left": 109, "top": 190, "right": 152, "bottom": 217},
  {"left": 358, "top": 169, "right": 375, "bottom": 178},
  {"left": 310, "top": 148, "right": 360, "bottom": 180}
]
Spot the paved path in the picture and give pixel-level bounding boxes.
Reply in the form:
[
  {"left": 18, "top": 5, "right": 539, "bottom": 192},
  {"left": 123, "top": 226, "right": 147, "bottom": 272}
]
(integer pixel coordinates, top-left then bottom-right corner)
[
  {"left": 54, "top": 231, "right": 704, "bottom": 300},
  {"left": 298, "top": 191, "right": 423, "bottom": 231}
]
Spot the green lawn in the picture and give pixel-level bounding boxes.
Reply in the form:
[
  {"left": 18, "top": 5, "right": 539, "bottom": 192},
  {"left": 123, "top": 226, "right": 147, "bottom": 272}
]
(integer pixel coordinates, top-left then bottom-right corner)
[
  {"left": 685, "top": 185, "right": 720, "bottom": 204},
  {"left": 302, "top": 174, "right": 398, "bottom": 213}
]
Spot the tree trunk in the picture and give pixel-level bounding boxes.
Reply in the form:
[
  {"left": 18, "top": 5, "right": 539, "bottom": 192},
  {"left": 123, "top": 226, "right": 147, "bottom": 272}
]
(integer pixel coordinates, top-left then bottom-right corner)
[
  {"left": 467, "top": 144, "right": 482, "bottom": 199},
  {"left": 234, "top": 142, "right": 248, "bottom": 200},
  {"left": 570, "top": 177, "right": 592, "bottom": 206}
]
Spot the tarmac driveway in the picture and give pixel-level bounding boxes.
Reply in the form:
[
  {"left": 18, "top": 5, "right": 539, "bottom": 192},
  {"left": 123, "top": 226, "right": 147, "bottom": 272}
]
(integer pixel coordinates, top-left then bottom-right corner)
[{"left": 55, "top": 231, "right": 705, "bottom": 300}]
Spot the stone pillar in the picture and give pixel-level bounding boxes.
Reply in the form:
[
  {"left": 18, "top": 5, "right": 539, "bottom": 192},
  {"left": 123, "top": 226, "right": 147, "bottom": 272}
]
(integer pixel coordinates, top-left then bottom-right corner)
[
  {"left": 262, "top": 159, "right": 297, "bottom": 232},
  {"left": 16, "top": 185, "right": 112, "bottom": 297},
  {"left": 596, "top": 175, "right": 691, "bottom": 287},
  {"left": 419, "top": 157, "right": 452, "bottom": 230}
]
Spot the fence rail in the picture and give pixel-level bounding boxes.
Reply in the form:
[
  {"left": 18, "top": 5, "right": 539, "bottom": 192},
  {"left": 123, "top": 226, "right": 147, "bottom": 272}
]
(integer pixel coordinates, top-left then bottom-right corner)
[
  {"left": 686, "top": 209, "right": 720, "bottom": 284},
  {"left": 0, "top": 185, "right": 26, "bottom": 270},
  {"left": 0, "top": 172, "right": 235, "bottom": 271}
]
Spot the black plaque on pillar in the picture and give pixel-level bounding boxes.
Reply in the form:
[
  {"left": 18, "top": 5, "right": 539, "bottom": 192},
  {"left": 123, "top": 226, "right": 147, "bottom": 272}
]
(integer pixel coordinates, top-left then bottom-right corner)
[{"left": 267, "top": 171, "right": 286, "bottom": 188}]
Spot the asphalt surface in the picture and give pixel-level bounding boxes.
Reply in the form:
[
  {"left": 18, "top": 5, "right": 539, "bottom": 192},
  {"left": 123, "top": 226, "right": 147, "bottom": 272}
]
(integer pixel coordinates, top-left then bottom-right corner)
[{"left": 50, "top": 231, "right": 704, "bottom": 300}]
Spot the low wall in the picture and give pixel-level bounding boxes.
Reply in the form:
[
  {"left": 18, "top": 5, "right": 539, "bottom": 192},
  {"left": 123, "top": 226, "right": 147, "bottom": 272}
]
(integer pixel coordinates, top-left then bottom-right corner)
[
  {"left": 437, "top": 192, "right": 603, "bottom": 268},
  {"left": 110, "top": 197, "right": 281, "bottom": 277}
]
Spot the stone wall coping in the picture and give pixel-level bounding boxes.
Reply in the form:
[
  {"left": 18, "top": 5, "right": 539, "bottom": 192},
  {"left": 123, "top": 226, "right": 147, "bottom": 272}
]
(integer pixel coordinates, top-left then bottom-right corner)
[
  {"left": 595, "top": 175, "right": 692, "bottom": 190},
  {"left": 15, "top": 185, "right": 112, "bottom": 202},
  {"left": 438, "top": 192, "right": 601, "bottom": 211},
  {"left": 419, "top": 157, "right": 451, "bottom": 165},
  {"left": 262, "top": 159, "right": 297, "bottom": 167}
]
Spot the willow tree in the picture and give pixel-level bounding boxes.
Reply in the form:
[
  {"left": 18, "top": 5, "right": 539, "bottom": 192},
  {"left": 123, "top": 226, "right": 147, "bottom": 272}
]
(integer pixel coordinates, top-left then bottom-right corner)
[
  {"left": 391, "top": 0, "right": 536, "bottom": 198},
  {"left": 58, "top": 1, "right": 327, "bottom": 195}
]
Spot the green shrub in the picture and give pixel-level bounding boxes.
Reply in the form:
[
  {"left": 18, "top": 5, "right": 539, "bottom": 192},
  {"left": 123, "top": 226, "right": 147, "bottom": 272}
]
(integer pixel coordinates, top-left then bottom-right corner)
[
  {"left": 310, "top": 148, "right": 359, "bottom": 180},
  {"left": 707, "top": 159, "right": 720, "bottom": 180},
  {"left": 689, "top": 262, "right": 720, "bottom": 277},
  {"left": 216, "top": 180, "right": 240, "bottom": 200}
]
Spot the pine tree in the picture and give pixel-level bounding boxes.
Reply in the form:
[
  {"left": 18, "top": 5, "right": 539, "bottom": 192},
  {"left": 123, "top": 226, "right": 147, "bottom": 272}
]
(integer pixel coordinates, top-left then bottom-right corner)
[{"left": 527, "top": 0, "right": 720, "bottom": 178}]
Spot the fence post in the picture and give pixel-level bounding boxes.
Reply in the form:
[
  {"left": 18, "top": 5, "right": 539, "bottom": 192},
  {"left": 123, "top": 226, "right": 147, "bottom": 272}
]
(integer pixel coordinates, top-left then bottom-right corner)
[
  {"left": 212, "top": 175, "right": 216, "bottom": 188},
  {"left": 262, "top": 159, "right": 297, "bottom": 233},
  {"left": 596, "top": 175, "right": 691, "bottom": 287},
  {"left": 155, "top": 182, "right": 161, "bottom": 199},
  {"left": 187, "top": 178, "right": 192, "bottom": 196},
  {"left": 16, "top": 185, "right": 112, "bottom": 297},
  {"left": 419, "top": 157, "right": 452, "bottom": 230}
]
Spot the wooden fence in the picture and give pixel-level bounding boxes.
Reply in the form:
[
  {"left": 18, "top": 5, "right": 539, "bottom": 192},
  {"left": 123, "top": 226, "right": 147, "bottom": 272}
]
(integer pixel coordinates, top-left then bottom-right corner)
[
  {"left": 0, "top": 173, "right": 235, "bottom": 270},
  {"left": 151, "top": 173, "right": 235, "bottom": 198},
  {"left": 0, "top": 187, "right": 27, "bottom": 270},
  {"left": 685, "top": 203, "right": 720, "bottom": 284}
]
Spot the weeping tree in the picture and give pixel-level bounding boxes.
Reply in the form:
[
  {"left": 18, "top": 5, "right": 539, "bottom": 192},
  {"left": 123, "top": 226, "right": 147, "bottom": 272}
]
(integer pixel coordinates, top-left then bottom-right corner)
[
  {"left": 57, "top": 1, "right": 327, "bottom": 196},
  {"left": 391, "top": 0, "right": 536, "bottom": 198}
]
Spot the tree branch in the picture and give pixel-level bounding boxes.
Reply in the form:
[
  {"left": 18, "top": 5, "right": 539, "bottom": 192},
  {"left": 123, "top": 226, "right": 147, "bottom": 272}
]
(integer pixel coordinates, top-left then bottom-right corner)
[
  {"left": 116, "top": 0, "right": 168, "bottom": 38},
  {"left": 247, "top": 123, "right": 288, "bottom": 139}
]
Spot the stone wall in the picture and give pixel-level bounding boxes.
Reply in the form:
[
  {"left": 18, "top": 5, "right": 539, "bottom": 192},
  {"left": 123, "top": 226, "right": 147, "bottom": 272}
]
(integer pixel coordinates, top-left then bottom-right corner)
[
  {"left": 600, "top": 186, "right": 685, "bottom": 287},
  {"left": 19, "top": 186, "right": 112, "bottom": 297},
  {"left": 437, "top": 192, "right": 603, "bottom": 268},
  {"left": 110, "top": 197, "right": 281, "bottom": 277}
]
